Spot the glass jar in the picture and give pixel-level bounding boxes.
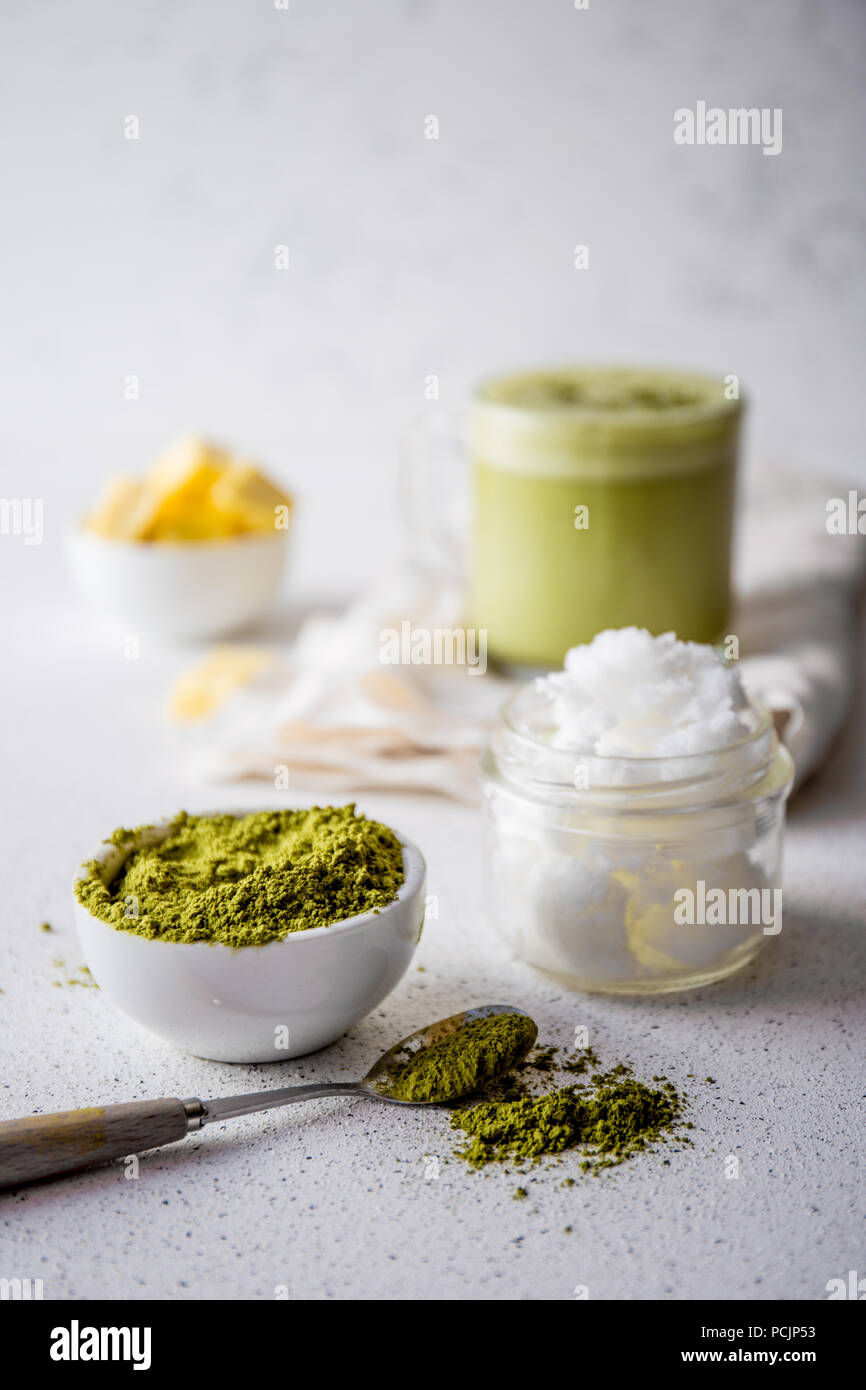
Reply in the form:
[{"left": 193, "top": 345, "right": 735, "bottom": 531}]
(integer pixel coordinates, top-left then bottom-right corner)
[
  {"left": 481, "top": 684, "right": 794, "bottom": 994},
  {"left": 468, "top": 366, "right": 742, "bottom": 668}
]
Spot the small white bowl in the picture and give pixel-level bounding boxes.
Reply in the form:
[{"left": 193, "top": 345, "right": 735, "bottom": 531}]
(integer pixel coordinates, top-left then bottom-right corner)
[
  {"left": 66, "top": 526, "right": 289, "bottom": 642},
  {"left": 73, "top": 816, "right": 427, "bottom": 1063}
]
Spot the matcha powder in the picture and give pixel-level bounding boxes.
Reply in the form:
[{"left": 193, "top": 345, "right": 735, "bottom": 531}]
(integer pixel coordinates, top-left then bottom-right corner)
[
  {"left": 451, "top": 1054, "right": 689, "bottom": 1175},
  {"left": 375, "top": 1012, "right": 539, "bottom": 1104},
  {"left": 75, "top": 805, "right": 405, "bottom": 947}
]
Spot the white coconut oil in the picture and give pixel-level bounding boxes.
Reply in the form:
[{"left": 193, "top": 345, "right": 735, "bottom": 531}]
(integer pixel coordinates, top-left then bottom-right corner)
[{"left": 481, "top": 629, "right": 794, "bottom": 994}]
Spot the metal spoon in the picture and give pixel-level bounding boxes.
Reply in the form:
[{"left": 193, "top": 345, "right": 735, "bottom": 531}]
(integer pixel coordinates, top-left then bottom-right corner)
[{"left": 0, "top": 1004, "right": 535, "bottom": 1189}]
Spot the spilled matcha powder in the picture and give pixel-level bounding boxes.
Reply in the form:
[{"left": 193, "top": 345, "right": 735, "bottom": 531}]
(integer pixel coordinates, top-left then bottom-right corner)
[
  {"left": 375, "top": 1011, "right": 538, "bottom": 1104},
  {"left": 450, "top": 1050, "right": 688, "bottom": 1174},
  {"left": 75, "top": 805, "right": 405, "bottom": 947}
]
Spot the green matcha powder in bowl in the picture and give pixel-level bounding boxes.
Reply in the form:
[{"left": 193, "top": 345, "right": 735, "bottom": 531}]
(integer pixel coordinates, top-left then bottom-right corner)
[{"left": 73, "top": 806, "right": 427, "bottom": 1063}]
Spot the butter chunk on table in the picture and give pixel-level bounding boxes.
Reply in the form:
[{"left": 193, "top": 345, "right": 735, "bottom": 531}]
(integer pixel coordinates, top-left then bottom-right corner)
[{"left": 168, "top": 645, "right": 274, "bottom": 721}]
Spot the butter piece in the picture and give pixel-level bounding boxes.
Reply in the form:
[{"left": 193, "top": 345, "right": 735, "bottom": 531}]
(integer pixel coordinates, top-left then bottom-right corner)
[
  {"left": 168, "top": 645, "right": 273, "bottom": 722},
  {"left": 85, "top": 476, "right": 161, "bottom": 540},
  {"left": 143, "top": 436, "right": 233, "bottom": 539},
  {"left": 210, "top": 463, "right": 293, "bottom": 534},
  {"left": 148, "top": 501, "right": 241, "bottom": 542},
  {"left": 147, "top": 435, "right": 229, "bottom": 501}
]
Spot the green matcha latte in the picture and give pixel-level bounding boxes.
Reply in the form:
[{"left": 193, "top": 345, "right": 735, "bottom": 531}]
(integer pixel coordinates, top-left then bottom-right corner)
[{"left": 468, "top": 366, "right": 742, "bottom": 667}]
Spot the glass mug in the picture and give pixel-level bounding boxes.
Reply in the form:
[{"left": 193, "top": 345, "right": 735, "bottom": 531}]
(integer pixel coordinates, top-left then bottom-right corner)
[{"left": 404, "top": 366, "right": 743, "bottom": 669}]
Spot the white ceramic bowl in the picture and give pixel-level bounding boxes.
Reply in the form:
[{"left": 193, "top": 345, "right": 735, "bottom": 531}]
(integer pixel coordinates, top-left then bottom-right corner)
[
  {"left": 73, "top": 817, "right": 427, "bottom": 1063},
  {"left": 66, "top": 526, "right": 289, "bottom": 641}
]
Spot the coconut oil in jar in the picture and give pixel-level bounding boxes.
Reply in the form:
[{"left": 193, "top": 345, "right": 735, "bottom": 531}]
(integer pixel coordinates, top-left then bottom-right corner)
[{"left": 481, "top": 629, "right": 794, "bottom": 994}]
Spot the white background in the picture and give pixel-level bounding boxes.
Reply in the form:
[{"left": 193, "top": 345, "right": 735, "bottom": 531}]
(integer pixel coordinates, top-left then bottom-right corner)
[
  {"left": 2, "top": 0, "right": 865, "bottom": 593},
  {"left": 1, "top": 0, "right": 864, "bottom": 1304}
]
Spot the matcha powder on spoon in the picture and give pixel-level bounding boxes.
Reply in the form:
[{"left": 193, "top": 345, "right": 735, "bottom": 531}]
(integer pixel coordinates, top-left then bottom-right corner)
[
  {"left": 376, "top": 1012, "right": 539, "bottom": 1104},
  {"left": 75, "top": 805, "right": 405, "bottom": 947}
]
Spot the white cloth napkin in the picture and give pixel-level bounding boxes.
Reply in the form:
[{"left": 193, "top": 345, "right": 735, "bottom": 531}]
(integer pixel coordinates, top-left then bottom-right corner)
[
  {"left": 174, "top": 470, "right": 864, "bottom": 799},
  {"left": 734, "top": 472, "right": 865, "bottom": 787},
  {"left": 176, "top": 575, "right": 507, "bottom": 800}
]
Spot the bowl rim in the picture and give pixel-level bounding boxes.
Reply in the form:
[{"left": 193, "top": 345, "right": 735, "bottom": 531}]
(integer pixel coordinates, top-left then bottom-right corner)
[
  {"left": 73, "top": 809, "right": 427, "bottom": 952},
  {"left": 67, "top": 522, "right": 290, "bottom": 553}
]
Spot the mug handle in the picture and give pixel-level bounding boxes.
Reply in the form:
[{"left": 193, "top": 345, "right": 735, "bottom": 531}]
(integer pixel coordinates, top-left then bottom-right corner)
[{"left": 400, "top": 411, "right": 470, "bottom": 582}]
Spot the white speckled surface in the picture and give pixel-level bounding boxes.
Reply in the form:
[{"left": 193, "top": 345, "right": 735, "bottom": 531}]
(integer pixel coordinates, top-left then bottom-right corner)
[
  {"left": 1, "top": 591, "right": 864, "bottom": 1300},
  {"left": 0, "top": 0, "right": 864, "bottom": 1301}
]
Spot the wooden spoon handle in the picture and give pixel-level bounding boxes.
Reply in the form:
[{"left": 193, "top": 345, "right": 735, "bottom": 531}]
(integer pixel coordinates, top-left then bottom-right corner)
[{"left": 0, "top": 1099, "right": 190, "bottom": 1189}]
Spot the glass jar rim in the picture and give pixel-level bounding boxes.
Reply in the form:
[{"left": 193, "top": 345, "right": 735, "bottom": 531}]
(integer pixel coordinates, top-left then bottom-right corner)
[{"left": 488, "top": 683, "right": 792, "bottom": 809}]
